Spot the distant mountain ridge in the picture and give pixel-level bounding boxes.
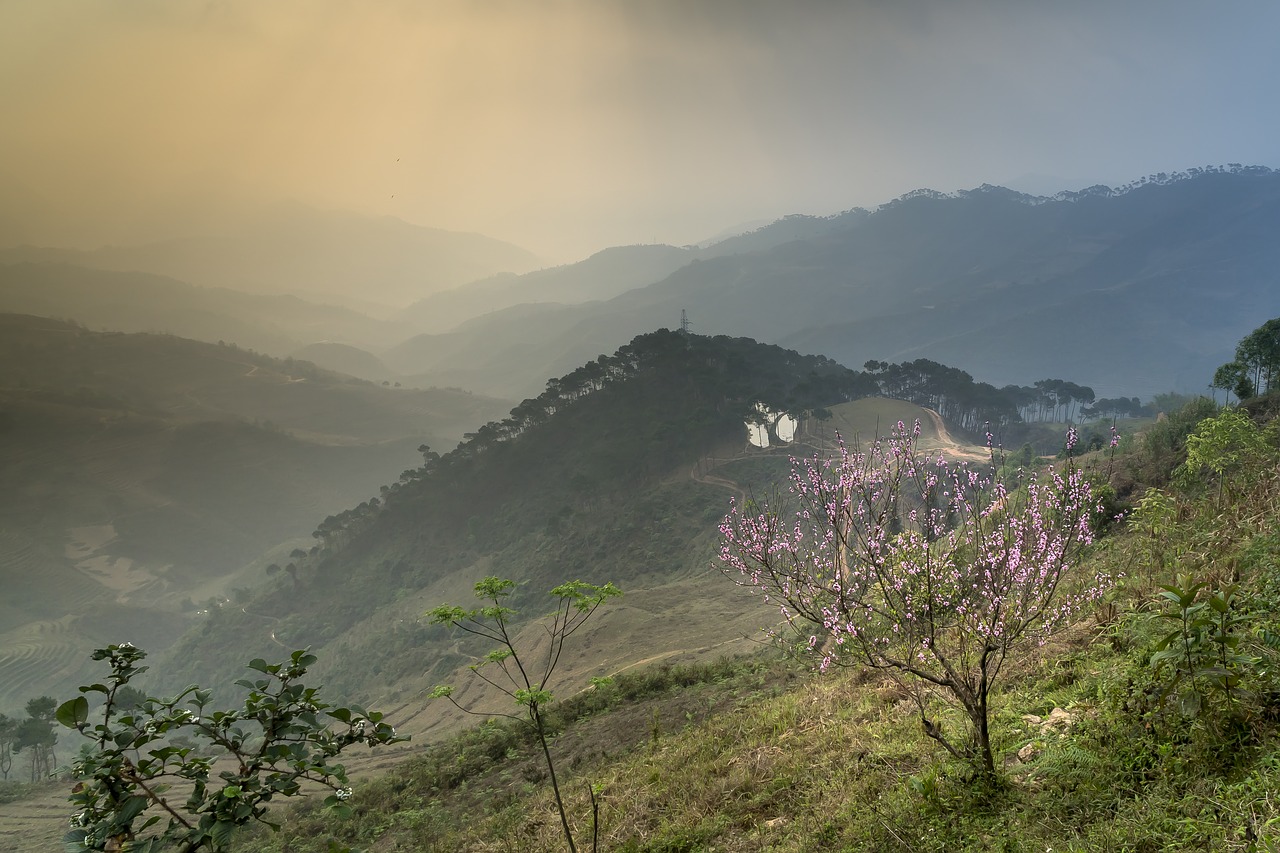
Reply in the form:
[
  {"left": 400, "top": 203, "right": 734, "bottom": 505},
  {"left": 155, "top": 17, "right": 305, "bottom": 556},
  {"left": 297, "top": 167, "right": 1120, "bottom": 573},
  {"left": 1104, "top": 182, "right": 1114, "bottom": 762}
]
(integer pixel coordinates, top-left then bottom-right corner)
[
  {"left": 403, "top": 244, "right": 697, "bottom": 333},
  {"left": 0, "top": 204, "right": 539, "bottom": 310},
  {"left": 3, "top": 166, "right": 1276, "bottom": 403},
  {"left": 388, "top": 166, "right": 1280, "bottom": 400},
  {"left": 0, "top": 262, "right": 417, "bottom": 355}
]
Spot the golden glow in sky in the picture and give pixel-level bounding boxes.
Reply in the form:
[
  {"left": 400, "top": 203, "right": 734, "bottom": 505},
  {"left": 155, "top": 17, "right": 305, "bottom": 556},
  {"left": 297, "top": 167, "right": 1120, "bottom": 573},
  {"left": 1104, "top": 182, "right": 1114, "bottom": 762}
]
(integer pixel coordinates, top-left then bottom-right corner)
[{"left": 3, "top": 1, "right": 1278, "bottom": 261}]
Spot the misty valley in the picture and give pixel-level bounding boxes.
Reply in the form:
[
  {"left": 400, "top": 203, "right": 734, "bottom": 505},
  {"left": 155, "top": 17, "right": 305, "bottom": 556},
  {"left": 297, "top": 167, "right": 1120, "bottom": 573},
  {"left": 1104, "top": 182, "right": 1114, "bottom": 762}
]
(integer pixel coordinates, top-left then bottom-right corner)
[{"left": 4, "top": 167, "right": 1280, "bottom": 852}]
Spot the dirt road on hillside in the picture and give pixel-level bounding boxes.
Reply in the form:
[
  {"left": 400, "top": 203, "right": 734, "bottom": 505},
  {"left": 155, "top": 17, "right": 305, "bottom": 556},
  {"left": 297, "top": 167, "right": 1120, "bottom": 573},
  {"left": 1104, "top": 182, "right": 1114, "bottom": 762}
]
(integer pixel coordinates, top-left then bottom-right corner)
[
  {"left": 917, "top": 407, "right": 992, "bottom": 462},
  {"left": 693, "top": 407, "right": 990, "bottom": 500}
]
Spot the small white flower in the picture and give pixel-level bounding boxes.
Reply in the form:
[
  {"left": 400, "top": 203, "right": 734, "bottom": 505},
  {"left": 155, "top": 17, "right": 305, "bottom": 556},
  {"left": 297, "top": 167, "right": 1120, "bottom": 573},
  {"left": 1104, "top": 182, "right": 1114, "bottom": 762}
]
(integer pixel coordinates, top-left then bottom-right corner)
[{"left": 334, "top": 786, "right": 353, "bottom": 801}]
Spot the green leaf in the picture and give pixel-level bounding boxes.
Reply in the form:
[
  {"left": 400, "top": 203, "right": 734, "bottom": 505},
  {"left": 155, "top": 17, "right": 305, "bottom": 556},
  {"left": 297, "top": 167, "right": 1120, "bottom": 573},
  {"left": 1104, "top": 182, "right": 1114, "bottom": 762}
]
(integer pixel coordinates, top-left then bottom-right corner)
[
  {"left": 62, "top": 830, "right": 89, "bottom": 853},
  {"left": 118, "top": 794, "right": 149, "bottom": 824},
  {"left": 210, "top": 819, "right": 238, "bottom": 851},
  {"left": 474, "top": 576, "right": 516, "bottom": 599},
  {"left": 56, "top": 696, "right": 89, "bottom": 729},
  {"left": 514, "top": 688, "right": 553, "bottom": 707},
  {"left": 1151, "top": 629, "right": 1185, "bottom": 653}
]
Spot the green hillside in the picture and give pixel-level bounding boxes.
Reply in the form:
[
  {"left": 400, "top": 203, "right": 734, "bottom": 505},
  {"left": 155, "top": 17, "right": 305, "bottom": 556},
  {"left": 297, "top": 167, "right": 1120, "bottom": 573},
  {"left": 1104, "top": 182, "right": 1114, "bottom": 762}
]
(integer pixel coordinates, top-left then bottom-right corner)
[
  {"left": 148, "top": 332, "right": 883, "bottom": 721},
  {"left": 8, "top": 392, "right": 1268, "bottom": 853},
  {"left": 8, "top": 331, "right": 1271, "bottom": 852},
  {"left": 221, "top": 397, "right": 1280, "bottom": 851}
]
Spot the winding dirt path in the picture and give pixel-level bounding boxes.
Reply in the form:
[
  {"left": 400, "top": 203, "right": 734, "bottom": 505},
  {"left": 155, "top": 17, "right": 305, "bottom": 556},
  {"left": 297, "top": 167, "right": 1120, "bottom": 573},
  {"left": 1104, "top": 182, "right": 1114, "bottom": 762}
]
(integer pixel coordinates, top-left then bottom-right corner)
[
  {"left": 689, "top": 457, "right": 746, "bottom": 501},
  {"left": 240, "top": 605, "right": 288, "bottom": 649},
  {"left": 918, "top": 407, "right": 992, "bottom": 462}
]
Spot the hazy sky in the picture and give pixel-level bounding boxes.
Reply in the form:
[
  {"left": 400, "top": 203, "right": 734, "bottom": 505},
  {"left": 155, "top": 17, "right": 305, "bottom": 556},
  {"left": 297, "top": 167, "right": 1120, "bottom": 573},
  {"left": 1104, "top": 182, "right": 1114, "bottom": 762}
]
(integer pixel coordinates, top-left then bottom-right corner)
[{"left": 3, "top": 0, "right": 1279, "bottom": 261}]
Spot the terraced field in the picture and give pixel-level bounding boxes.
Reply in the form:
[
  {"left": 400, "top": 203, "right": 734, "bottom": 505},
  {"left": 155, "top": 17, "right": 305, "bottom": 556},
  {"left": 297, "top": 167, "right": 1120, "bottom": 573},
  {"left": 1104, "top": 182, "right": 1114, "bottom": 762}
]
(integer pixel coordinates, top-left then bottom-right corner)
[
  {"left": 0, "top": 617, "right": 89, "bottom": 710},
  {"left": 0, "top": 528, "right": 103, "bottom": 629}
]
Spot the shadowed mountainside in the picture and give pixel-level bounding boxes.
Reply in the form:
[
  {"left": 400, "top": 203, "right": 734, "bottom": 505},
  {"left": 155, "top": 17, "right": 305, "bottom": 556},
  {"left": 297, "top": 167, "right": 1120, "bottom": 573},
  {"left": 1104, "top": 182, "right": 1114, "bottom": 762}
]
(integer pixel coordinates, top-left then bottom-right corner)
[
  {"left": 0, "top": 314, "right": 513, "bottom": 711},
  {"left": 11, "top": 169, "right": 1273, "bottom": 404}
]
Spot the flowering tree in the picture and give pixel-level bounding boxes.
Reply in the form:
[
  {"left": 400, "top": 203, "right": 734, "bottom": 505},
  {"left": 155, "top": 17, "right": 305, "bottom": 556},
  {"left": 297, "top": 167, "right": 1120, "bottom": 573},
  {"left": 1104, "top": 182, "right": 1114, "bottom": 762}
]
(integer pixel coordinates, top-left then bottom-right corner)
[
  {"left": 719, "top": 421, "right": 1106, "bottom": 777},
  {"left": 58, "top": 644, "right": 402, "bottom": 852}
]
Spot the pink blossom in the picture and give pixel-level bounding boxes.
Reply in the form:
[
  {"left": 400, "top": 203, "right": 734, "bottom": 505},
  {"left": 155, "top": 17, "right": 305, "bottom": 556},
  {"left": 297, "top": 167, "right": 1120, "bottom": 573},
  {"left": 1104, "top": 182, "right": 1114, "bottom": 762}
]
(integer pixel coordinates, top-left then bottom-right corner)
[{"left": 718, "top": 421, "right": 1109, "bottom": 771}]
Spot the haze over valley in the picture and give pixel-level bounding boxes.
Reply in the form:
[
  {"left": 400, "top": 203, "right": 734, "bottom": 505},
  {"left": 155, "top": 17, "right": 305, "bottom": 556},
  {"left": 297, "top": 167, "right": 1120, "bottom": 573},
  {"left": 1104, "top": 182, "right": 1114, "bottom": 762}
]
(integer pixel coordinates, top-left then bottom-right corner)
[{"left": 4, "top": 3, "right": 1280, "bottom": 851}]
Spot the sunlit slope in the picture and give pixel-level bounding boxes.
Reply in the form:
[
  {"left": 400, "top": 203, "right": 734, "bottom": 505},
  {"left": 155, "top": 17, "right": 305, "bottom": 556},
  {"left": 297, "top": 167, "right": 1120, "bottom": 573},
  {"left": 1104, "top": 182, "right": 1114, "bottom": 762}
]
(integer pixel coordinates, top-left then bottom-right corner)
[
  {"left": 0, "top": 314, "right": 512, "bottom": 712},
  {"left": 821, "top": 397, "right": 989, "bottom": 458}
]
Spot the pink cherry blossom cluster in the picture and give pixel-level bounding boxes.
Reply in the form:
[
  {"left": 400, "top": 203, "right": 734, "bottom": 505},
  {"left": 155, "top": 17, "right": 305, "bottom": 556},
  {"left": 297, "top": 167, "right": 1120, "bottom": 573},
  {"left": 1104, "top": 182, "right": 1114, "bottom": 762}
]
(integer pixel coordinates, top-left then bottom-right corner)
[{"left": 720, "top": 420, "right": 1108, "bottom": 684}]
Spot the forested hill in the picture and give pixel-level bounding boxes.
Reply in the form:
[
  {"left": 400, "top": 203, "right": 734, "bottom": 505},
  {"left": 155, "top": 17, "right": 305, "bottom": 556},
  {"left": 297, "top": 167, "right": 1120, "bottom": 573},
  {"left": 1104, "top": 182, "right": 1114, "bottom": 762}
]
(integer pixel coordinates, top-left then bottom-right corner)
[
  {"left": 155, "top": 331, "right": 879, "bottom": 703},
  {"left": 154, "top": 327, "right": 1129, "bottom": 730}
]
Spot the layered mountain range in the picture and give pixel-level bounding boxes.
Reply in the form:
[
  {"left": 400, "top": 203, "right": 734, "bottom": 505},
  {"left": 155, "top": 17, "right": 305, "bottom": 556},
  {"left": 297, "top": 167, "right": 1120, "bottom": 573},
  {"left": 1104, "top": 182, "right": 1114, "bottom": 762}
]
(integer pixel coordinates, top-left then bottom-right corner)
[
  {"left": 384, "top": 167, "right": 1280, "bottom": 400},
  {"left": 4, "top": 167, "right": 1275, "bottom": 403}
]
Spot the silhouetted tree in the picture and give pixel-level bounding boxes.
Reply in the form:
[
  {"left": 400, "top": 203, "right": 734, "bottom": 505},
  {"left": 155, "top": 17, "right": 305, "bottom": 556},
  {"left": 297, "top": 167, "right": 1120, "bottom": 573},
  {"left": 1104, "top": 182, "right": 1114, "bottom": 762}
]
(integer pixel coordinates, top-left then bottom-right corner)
[
  {"left": 0, "top": 713, "right": 15, "bottom": 780},
  {"left": 14, "top": 697, "right": 58, "bottom": 781}
]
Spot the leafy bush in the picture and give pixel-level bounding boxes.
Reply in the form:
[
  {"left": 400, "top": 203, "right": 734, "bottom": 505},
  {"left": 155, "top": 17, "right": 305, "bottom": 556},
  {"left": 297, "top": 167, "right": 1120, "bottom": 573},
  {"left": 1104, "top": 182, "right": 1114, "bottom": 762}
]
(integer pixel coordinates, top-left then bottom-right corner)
[{"left": 59, "top": 644, "right": 402, "bottom": 852}]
